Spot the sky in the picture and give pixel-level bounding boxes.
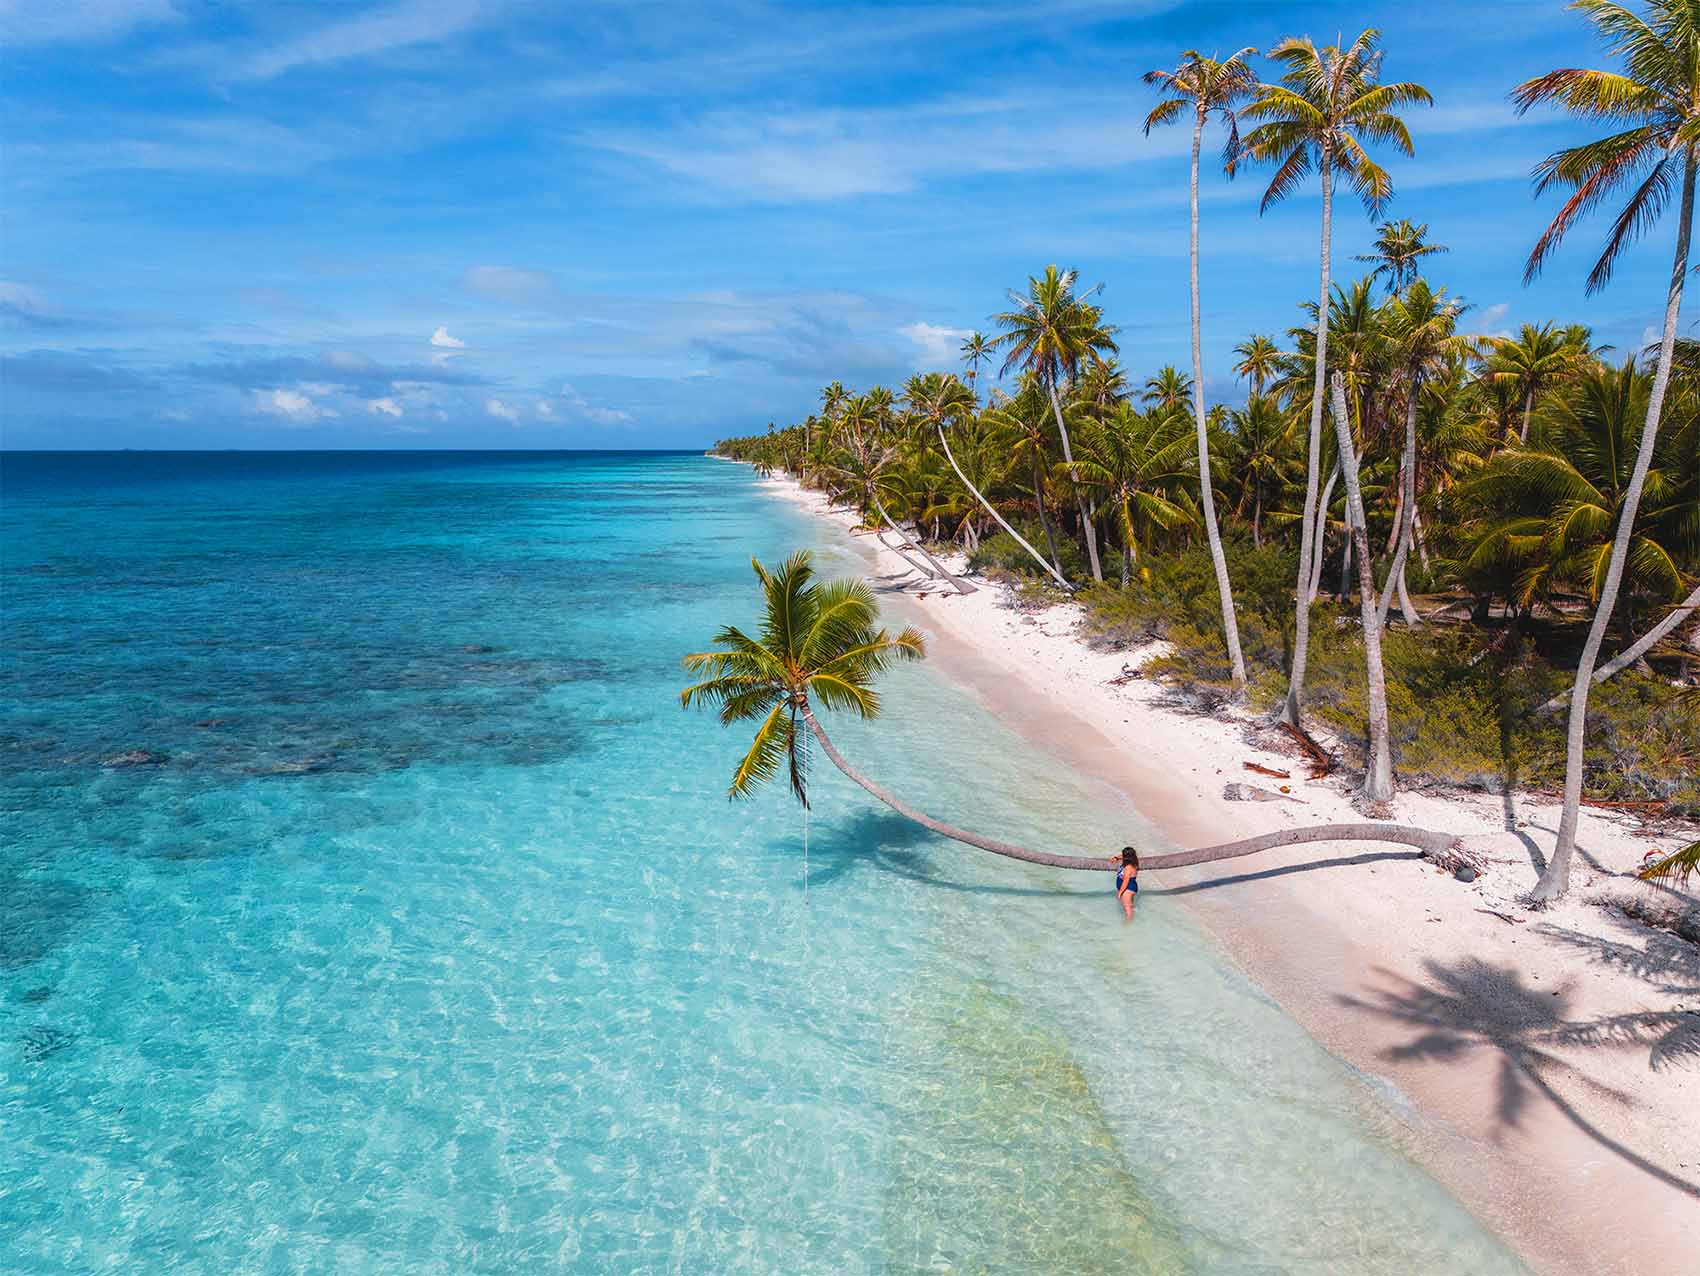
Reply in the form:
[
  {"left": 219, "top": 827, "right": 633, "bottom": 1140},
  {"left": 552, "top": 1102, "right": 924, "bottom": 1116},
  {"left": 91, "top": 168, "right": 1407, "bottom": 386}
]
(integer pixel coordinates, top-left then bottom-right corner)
[{"left": 0, "top": 0, "right": 1681, "bottom": 449}]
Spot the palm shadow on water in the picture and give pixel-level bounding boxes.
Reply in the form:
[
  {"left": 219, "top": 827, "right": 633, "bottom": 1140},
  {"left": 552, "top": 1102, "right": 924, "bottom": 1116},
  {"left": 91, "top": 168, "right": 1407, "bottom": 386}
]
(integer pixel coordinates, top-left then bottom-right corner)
[
  {"left": 781, "top": 809, "right": 1096, "bottom": 898},
  {"left": 1341, "top": 952, "right": 1700, "bottom": 1199}
]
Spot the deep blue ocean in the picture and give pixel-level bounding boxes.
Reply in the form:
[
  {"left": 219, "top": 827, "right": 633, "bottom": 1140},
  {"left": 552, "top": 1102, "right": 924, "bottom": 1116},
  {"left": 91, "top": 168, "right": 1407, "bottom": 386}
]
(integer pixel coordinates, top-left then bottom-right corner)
[{"left": 0, "top": 451, "right": 1524, "bottom": 1273}]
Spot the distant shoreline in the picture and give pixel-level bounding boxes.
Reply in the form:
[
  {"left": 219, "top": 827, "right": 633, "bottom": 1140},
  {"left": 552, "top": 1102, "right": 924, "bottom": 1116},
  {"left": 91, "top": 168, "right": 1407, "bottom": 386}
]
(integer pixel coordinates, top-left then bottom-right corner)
[{"left": 738, "top": 457, "right": 1700, "bottom": 1276}]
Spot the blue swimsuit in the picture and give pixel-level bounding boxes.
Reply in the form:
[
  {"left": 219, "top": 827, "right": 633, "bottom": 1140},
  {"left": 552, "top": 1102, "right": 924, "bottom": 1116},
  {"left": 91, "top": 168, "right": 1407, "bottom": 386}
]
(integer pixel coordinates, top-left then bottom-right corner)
[{"left": 1116, "top": 865, "right": 1138, "bottom": 896}]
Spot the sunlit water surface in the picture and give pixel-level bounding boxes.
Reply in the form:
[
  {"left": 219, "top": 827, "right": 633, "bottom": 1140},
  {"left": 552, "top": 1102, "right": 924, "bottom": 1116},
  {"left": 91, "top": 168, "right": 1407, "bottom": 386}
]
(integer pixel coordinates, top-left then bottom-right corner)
[{"left": 1, "top": 451, "right": 1525, "bottom": 1273}]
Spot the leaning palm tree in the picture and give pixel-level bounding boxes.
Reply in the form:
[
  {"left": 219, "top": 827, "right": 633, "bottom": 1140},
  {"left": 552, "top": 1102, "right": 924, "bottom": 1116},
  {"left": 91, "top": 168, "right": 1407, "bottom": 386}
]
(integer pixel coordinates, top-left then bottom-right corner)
[
  {"left": 1240, "top": 28, "right": 1433, "bottom": 729},
  {"left": 1144, "top": 47, "right": 1259, "bottom": 687},
  {"left": 1514, "top": 0, "right": 1700, "bottom": 904},
  {"left": 992, "top": 265, "right": 1120, "bottom": 582},
  {"left": 681, "top": 551, "right": 1462, "bottom": 873},
  {"left": 903, "top": 370, "right": 1069, "bottom": 590},
  {"left": 1354, "top": 217, "right": 1447, "bottom": 292}
]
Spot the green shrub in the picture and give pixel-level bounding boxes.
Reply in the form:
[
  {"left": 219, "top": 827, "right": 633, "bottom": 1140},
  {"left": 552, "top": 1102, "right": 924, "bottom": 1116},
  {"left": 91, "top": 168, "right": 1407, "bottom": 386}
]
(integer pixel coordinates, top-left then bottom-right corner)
[{"left": 968, "top": 525, "right": 1086, "bottom": 584}]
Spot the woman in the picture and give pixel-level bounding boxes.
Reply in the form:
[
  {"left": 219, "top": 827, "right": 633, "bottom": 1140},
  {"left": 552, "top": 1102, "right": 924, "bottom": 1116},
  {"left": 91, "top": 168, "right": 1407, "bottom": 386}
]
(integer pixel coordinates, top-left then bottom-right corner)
[{"left": 1111, "top": 846, "right": 1139, "bottom": 920}]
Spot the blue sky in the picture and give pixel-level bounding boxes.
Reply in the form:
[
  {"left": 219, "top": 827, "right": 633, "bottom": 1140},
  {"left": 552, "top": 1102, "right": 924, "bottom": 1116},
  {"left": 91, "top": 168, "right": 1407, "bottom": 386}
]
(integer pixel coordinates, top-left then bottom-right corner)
[{"left": 0, "top": 0, "right": 1677, "bottom": 449}]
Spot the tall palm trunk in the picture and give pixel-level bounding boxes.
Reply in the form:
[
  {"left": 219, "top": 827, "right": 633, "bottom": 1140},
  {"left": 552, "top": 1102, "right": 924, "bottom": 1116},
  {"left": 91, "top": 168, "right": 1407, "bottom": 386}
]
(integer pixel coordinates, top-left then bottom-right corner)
[
  {"left": 1535, "top": 152, "right": 1697, "bottom": 905},
  {"left": 1283, "top": 148, "right": 1333, "bottom": 727},
  {"left": 1330, "top": 372, "right": 1396, "bottom": 802},
  {"left": 872, "top": 492, "right": 976, "bottom": 595},
  {"left": 798, "top": 701, "right": 1454, "bottom": 871},
  {"left": 1520, "top": 386, "right": 1535, "bottom": 444},
  {"left": 1188, "top": 107, "right": 1248, "bottom": 688},
  {"left": 935, "top": 423, "right": 1071, "bottom": 590},
  {"left": 1047, "top": 381, "right": 1104, "bottom": 581},
  {"left": 1031, "top": 453, "right": 1065, "bottom": 576}
]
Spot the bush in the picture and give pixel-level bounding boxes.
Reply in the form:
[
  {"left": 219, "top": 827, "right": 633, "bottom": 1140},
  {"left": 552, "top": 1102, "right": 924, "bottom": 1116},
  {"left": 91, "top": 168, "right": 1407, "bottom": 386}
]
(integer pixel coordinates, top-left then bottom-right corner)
[
  {"left": 1077, "top": 544, "right": 1700, "bottom": 808},
  {"left": 968, "top": 524, "right": 1086, "bottom": 584}
]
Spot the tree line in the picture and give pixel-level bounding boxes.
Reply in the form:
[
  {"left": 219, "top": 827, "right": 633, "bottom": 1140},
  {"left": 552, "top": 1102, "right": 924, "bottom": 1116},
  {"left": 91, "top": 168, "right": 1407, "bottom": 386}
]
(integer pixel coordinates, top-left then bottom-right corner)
[{"left": 710, "top": 5, "right": 1700, "bottom": 902}]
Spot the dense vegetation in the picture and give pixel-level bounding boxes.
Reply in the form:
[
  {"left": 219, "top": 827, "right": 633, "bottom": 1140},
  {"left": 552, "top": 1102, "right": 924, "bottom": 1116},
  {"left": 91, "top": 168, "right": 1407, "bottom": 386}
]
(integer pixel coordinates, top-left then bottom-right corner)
[{"left": 711, "top": 7, "right": 1700, "bottom": 896}]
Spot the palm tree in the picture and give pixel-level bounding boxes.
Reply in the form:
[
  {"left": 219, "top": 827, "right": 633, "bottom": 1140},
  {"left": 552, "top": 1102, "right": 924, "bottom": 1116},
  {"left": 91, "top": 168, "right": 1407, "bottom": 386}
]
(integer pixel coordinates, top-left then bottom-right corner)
[
  {"left": 1328, "top": 372, "right": 1397, "bottom": 801},
  {"left": 1514, "top": 0, "right": 1700, "bottom": 903},
  {"left": 1355, "top": 217, "right": 1448, "bottom": 292},
  {"left": 904, "top": 371, "right": 1069, "bottom": 590},
  {"left": 1144, "top": 46, "right": 1258, "bottom": 687},
  {"left": 1485, "top": 323, "right": 1580, "bottom": 442},
  {"left": 1463, "top": 359, "right": 1695, "bottom": 632},
  {"left": 960, "top": 331, "right": 994, "bottom": 399},
  {"left": 1140, "top": 365, "right": 1196, "bottom": 413},
  {"left": 984, "top": 384, "right": 1071, "bottom": 578},
  {"left": 681, "top": 552, "right": 1462, "bottom": 873},
  {"left": 1241, "top": 28, "right": 1433, "bottom": 729},
  {"left": 993, "top": 265, "right": 1120, "bottom": 582},
  {"left": 1234, "top": 335, "right": 1282, "bottom": 397},
  {"left": 1068, "top": 405, "right": 1198, "bottom": 586},
  {"left": 1380, "top": 281, "right": 1469, "bottom": 627},
  {"left": 1227, "top": 393, "right": 1295, "bottom": 545}
]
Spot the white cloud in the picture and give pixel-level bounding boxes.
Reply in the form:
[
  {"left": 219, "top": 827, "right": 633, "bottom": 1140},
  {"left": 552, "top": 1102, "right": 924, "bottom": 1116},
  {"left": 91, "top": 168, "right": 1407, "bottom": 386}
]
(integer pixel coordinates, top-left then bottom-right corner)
[
  {"left": 900, "top": 321, "right": 970, "bottom": 368},
  {"left": 535, "top": 399, "right": 555, "bottom": 418},
  {"left": 253, "top": 387, "right": 330, "bottom": 423},
  {"left": 463, "top": 265, "right": 554, "bottom": 305},
  {"left": 238, "top": 0, "right": 489, "bottom": 81},
  {"left": 485, "top": 397, "right": 520, "bottom": 422},
  {"left": 555, "top": 382, "right": 633, "bottom": 426},
  {"left": 367, "top": 396, "right": 403, "bottom": 417},
  {"left": 430, "top": 325, "right": 467, "bottom": 348}
]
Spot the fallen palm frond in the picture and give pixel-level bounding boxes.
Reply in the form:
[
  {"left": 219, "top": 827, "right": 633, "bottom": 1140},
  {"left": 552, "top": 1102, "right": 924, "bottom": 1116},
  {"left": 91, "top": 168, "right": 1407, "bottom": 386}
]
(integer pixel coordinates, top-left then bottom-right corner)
[{"left": 1639, "top": 840, "right": 1700, "bottom": 888}]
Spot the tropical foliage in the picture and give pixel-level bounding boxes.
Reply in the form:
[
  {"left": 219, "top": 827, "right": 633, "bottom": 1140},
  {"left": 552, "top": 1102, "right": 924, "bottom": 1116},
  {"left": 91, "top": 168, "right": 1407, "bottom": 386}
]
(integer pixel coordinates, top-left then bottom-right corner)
[{"left": 711, "top": 7, "right": 1700, "bottom": 892}]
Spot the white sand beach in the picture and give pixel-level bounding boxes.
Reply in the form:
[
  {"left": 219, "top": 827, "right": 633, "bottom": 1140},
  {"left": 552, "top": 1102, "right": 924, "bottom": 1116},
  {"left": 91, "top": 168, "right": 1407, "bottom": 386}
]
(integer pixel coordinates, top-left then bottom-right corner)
[{"left": 756, "top": 467, "right": 1700, "bottom": 1276}]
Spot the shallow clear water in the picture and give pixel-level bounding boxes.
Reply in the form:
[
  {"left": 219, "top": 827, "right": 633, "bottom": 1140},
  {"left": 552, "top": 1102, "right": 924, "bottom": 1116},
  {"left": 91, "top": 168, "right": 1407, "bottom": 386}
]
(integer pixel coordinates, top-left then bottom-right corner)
[{"left": 1, "top": 451, "right": 1525, "bottom": 1273}]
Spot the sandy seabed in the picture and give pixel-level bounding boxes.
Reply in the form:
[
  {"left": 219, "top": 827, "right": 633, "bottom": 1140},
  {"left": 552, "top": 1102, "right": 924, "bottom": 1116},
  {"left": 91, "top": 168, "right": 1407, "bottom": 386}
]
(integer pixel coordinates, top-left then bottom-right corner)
[{"left": 750, "top": 465, "right": 1700, "bottom": 1276}]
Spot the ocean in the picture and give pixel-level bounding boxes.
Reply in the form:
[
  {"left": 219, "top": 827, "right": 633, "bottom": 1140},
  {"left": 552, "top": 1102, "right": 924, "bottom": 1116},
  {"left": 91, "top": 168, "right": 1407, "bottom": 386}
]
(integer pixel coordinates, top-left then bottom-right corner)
[{"left": 0, "top": 450, "right": 1524, "bottom": 1273}]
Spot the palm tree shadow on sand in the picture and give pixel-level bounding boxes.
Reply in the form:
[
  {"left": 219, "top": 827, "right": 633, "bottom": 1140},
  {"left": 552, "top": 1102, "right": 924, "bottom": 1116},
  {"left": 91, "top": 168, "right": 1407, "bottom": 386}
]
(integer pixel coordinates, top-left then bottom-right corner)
[{"left": 1341, "top": 956, "right": 1699, "bottom": 1199}]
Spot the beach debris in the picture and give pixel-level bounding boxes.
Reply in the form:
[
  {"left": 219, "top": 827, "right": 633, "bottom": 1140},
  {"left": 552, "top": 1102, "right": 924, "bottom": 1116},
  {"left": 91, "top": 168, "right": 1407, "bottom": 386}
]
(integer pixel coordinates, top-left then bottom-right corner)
[
  {"left": 1223, "top": 782, "right": 1299, "bottom": 803},
  {"left": 1423, "top": 840, "right": 1487, "bottom": 878},
  {"left": 1107, "top": 663, "right": 1143, "bottom": 686},
  {"left": 1476, "top": 908, "right": 1526, "bottom": 925},
  {"left": 1453, "top": 864, "right": 1480, "bottom": 883},
  {"left": 1277, "top": 721, "right": 1334, "bottom": 778},
  {"left": 1244, "top": 761, "right": 1291, "bottom": 779},
  {"left": 102, "top": 749, "right": 166, "bottom": 767}
]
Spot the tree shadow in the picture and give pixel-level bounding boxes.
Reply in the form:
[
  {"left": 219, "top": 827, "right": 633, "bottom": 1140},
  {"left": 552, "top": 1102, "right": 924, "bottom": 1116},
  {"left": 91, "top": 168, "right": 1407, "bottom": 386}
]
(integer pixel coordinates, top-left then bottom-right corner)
[
  {"left": 1341, "top": 957, "right": 1699, "bottom": 1198},
  {"left": 1141, "top": 850, "right": 1424, "bottom": 896},
  {"left": 781, "top": 809, "right": 1095, "bottom": 898}
]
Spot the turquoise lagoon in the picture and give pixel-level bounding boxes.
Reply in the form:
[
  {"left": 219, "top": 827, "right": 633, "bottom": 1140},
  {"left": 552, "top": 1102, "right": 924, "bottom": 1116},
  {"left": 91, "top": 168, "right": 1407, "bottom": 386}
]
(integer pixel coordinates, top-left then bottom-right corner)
[{"left": 0, "top": 452, "right": 1524, "bottom": 1273}]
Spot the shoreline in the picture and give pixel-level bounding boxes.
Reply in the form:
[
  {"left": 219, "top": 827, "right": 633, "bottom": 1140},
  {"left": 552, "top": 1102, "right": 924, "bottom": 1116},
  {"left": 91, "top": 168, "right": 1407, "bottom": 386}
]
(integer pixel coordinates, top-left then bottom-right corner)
[{"left": 746, "top": 462, "right": 1700, "bottom": 1276}]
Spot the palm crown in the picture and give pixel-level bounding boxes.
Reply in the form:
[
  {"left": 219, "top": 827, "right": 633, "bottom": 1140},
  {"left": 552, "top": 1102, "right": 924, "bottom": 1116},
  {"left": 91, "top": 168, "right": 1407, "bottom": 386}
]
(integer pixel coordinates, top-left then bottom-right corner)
[
  {"left": 992, "top": 265, "right": 1119, "bottom": 388},
  {"left": 1514, "top": 0, "right": 1700, "bottom": 291},
  {"left": 1142, "top": 46, "right": 1259, "bottom": 164},
  {"left": 1239, "top": 29, "right": 1433, "bottom": 215},
  {"left": 679, "top": 552, "right": 923, "bottom": 805}
]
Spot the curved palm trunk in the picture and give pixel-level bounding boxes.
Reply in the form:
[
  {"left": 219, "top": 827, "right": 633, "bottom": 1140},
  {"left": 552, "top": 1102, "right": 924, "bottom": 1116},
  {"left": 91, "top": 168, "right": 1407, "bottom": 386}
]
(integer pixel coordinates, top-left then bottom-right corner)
[
  {"left": 935, "top": 422, "right": 1072, "bottom": 590},
  {"left": 1188, "top": 109, "right": 1248, "bottom": 689},
  {"left": 1048, "top": 381, "right": 1104, "bottom": 581},
  {"left": 1331, "top": 372, "right": 1396, "bottom": 803},
  {"left": 1535, "top": 580, "right": 1700, "bottom": 712},
  {"left": 872, "top": 492, "right": 976, "bottom": 595},
  {"left": 1283, "top": 149, "right": 1333, "bottom": 727},
  {"left": 799, "top": 702, "right": 1453, "bottom": 871},
  {"left": 1536, "top": 153, "right": 1698, "bottom": 905},
  {"left": 1307, "top": 466, "right": 1340, "bottom": 603},
  {"left": 1520, "top": 386, "right": 1534, "bottom": 444},
  {"left": 1377, "top": 379, "right": 1422, "bottom": 629}
]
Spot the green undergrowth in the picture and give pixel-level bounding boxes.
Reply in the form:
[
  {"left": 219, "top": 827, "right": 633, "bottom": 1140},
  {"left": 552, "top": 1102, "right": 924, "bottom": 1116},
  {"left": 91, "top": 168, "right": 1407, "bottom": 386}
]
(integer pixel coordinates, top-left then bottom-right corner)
[{"left": 1075, "top": 542, "right": 1700, "bottom": 810}]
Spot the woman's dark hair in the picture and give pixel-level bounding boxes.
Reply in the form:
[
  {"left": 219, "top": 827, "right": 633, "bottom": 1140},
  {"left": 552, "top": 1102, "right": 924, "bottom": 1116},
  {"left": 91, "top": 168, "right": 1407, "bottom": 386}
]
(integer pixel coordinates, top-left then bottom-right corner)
[{"left": 1120, "top": 846, "right": 1139, "bottom": 868}]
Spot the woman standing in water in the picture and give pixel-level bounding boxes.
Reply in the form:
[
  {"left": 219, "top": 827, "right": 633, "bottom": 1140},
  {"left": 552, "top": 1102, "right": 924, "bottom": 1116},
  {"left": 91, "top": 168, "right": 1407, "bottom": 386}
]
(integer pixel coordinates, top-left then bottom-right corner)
[{"left": 1112, "top": 847, "right": 1139, "bottom": 920}]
